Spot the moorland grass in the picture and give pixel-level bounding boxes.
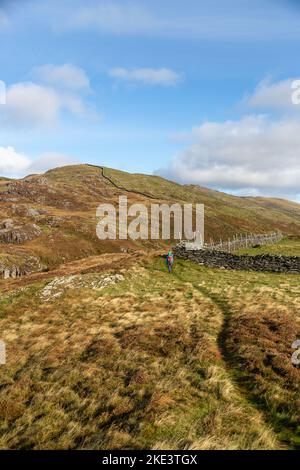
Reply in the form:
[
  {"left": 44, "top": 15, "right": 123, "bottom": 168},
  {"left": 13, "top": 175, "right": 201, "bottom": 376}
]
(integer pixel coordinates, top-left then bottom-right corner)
[{"left": 1, "top": 255, "right": 299, "bottom": 449}]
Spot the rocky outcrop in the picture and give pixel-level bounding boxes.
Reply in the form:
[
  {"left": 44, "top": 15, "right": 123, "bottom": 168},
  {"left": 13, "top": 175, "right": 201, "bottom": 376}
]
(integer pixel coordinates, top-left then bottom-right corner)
[
  {"left": 0, "top": 222, "right": 42, "bottom": 244},
  {"left": 0, "top": 254, "right": 45, "bottom": 279},
  {"left": 43, "top": 215, "right": 66, "bottom": 227},
  {"left": 1, "top": 219, "right": 14, "bottom": 229},
  {"left": 1, "top": 266, "right": 22, "bottom": 280},
  {"left": 173, "top": 245, "right": 300, "bottom": 274},
  {"left": 3, "top": 178, "right": 87, "bottom": 210},
  {"left": 11, "top": 204, "right": 47, "bottom": 218},
  {"left": 40, "top": 273, "right": 125, "bottom": 301},
  {"left": 27, "top": 207, "right": 43, "bottom": 218}
]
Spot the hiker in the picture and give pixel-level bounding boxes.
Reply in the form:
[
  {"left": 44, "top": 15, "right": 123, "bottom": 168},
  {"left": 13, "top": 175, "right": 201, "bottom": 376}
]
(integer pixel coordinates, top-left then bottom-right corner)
[{"left": 166, "top": 250, "right": 174, "bottom": 274}]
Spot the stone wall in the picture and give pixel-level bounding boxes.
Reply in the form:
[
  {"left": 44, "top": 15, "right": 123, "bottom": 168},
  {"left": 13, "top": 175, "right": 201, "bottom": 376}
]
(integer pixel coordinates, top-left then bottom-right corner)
[{"left": 173, "top": 245, "right": 300, "bottom": 274}]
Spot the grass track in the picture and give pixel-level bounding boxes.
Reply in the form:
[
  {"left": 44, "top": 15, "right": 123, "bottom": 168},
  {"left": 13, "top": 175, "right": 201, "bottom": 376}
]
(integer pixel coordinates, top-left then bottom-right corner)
[
  {"left": 170, "top": 258, "right": 300, "bottom": 449},
  {"left": 0, "top": 254, "right": 299, "bottom": 449}
]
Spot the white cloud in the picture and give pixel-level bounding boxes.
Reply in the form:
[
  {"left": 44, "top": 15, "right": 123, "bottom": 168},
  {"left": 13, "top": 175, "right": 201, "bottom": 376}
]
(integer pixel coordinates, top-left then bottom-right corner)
[
  {"left": 33, "top": 63, "right": 90, "bottom": 90},
  {"left": 244, "top": 78, "right": 299, "bottom": 110},
  {"left": 0, "top": 9, "right": 9, "bottom": 30},
  {"left": 27, "top": 153, "right": 79, "bottom": 174},
  {"left": 1, "top": 79, "right": 96, "bottom": 128},
  {"left": 60, "top": 94, "right": 88, "bottom": 117},
  {"left": 0, "top": 64, "right": 95, "bottom": 128},
  {"left": 4, "top": 82, "right": 61, "bottom": 127},
  {"left": 2, "top": 0, "right": 300, "bottom": 41},
  {"left": 0, "top": 147, "right": 78, "bottom": 178},
  {"left": 158, "top": 115, "right": 300, "bottom": 200},
  {"left": 66, "top": 3, "right": 156, "bottom": 35},
  {"left": 0, "top": 146, "right": 32, "bottom": 177},
  {"left": 56, "top": 1, "right": 300, "bottom": 41},
  {"left": 109, "top": 67, "right": 182, "bottom": 86}
]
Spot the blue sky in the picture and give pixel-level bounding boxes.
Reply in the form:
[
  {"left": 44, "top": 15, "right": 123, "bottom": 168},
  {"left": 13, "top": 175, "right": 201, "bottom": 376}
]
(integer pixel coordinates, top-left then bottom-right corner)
[{"left": 0, "top": 0, "right": 300, "bottom": 200}]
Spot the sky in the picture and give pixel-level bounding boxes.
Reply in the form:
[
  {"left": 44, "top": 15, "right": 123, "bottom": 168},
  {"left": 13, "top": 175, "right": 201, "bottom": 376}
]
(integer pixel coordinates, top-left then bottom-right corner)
[{"left": 0, "top": 0, "right": 300, "bottom": 201}]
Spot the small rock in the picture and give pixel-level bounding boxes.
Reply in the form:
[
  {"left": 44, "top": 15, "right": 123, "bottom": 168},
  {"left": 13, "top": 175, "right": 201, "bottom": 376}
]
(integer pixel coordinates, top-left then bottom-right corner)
[{"left": 1, "top": 219, "right": 14, "bottom": 229}]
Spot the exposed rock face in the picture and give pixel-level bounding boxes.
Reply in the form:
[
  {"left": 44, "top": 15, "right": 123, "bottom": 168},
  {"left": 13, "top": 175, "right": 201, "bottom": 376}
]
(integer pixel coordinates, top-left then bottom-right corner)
[
  {"left": 173, "top": 245, "right": 300, "bottom": 274},
  {"left": 10, "top": 204, "right": 46, "bottom": 218},
  {"left": 40, "top": 273, "right": 125, "bottom": 301},
  {"left": 27, "top": 208, "right": 41, "bottom": 218},
  {"left": 1, "top": 219, "right": 14, "bottom": 229},
  {"left": 0, "top": 222, "right": 42, "bottom": 244},
  {"left": 0, "top": 254, "right": 45, "bottom": 279},
  {"left": 43, "top": 215, "right": 66, "bottom": 227},
  {"left": 3, "top": 177, "right": 88, "bottom": 210},
  {"left": 2, "top": 266, "right": 22, "bottom": 279}
]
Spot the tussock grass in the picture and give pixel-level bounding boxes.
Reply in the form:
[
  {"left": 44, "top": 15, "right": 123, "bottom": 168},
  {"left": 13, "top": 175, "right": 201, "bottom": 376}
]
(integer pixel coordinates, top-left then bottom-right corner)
[
  {"left": 173, "top": 259, "right": 300, "bottom": 449},
  {"left": 0, "top": 258, "right": 283, "bottom": 450}
]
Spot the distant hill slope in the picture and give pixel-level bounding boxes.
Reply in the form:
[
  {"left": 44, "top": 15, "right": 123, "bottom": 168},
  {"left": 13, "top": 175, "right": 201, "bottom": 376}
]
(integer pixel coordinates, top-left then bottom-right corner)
[
  {"left": 98, "top": 165, "right": 300, "bottom": 238},
  {"left": 0, "top": 163, "right": 299, "bottom": 278}
]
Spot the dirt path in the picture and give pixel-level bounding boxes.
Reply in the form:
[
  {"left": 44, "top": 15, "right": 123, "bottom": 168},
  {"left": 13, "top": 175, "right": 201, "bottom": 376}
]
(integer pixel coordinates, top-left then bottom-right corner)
[
  {"left": 171, "top": 263, "right": 287, "bottom": 448},
  {"left": 0, "top": 250, "right": 146, "bottom": 293}
]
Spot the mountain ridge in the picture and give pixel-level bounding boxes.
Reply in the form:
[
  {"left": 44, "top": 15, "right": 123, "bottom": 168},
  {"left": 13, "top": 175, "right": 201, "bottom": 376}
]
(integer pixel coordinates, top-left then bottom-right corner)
[{"left": 0, "top": 163, "right": 299, "bottom": 280}]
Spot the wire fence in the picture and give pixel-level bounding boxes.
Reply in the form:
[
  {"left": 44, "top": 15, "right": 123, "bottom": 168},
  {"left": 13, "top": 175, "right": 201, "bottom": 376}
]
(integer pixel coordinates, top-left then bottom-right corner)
[{"left": 205, "top": 231, "right": 283, "bottom": 253}]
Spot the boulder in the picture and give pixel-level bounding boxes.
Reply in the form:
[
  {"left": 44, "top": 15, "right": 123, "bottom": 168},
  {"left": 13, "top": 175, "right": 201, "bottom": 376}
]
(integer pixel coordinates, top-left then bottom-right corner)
[{"left": 1, "top": 219, "right": 14, "bottom": 229}]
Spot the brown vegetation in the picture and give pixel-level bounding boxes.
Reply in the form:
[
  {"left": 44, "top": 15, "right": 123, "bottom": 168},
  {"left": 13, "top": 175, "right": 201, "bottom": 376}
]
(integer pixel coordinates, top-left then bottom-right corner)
[
  {"left": 0, "top": 164, "right": 299, "bottom": 450},
  {"left": 0, "top": 164, "right": 299, "bottom": 279}
]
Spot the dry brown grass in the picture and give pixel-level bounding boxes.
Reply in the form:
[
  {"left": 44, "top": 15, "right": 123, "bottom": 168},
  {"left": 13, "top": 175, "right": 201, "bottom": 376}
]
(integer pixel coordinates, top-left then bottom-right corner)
[
  {"left": 0, "top": 164, "right": 299, "bottom": 450},
  {"left": 175, "top": 259, "right": 300, "bottom": 449},
  {"left": 1, "top": 164, "right": 300, "bottom": 281},
  {"left": 224, "top": 285, "right": 300, "bottom": 447},
  {"left": 0, "top": 258, "right": 281, "bottom": 450}
]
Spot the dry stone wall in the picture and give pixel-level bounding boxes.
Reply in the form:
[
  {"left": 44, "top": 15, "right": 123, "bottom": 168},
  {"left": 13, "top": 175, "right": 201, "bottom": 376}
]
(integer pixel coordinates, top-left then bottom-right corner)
[{"left": 173, "top": 245, "right": 300, "bottom": 274}]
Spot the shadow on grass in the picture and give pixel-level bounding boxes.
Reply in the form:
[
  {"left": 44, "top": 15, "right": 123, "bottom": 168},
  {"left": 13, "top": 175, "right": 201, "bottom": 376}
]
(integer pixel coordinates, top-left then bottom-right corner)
[{"left": 172, "top": 259, "right": 299, "bottom": 450}]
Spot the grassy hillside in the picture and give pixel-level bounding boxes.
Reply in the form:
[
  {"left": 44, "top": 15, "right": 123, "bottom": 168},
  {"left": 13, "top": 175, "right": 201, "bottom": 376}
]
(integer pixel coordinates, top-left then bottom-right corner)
[
  {"left": 0, "top": 164, "right": 299, "bottom": 279},
  {"left": 102, "top": 166, "right": 300, "bottom": 238},
  {"left": 237, "top": 237, "right": 300, "bottom": 256},
  {"left": 0, "top": 165, "right": 299, "bottom": 449},
  {"left": 0, "top": 253, "right": 299, "bottom": 449}
]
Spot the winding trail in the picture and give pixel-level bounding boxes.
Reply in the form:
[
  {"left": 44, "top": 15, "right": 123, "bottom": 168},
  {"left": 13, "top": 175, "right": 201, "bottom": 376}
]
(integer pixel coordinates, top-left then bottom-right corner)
[
  {"left": 172, "top": 265, "right": 234, "bottom": 366},
  {"left": 0, "top": 250, "right": 146, "bottom": 293},
  {"left": 171, "top": 261, "right": 287, "bottom": 447}
]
